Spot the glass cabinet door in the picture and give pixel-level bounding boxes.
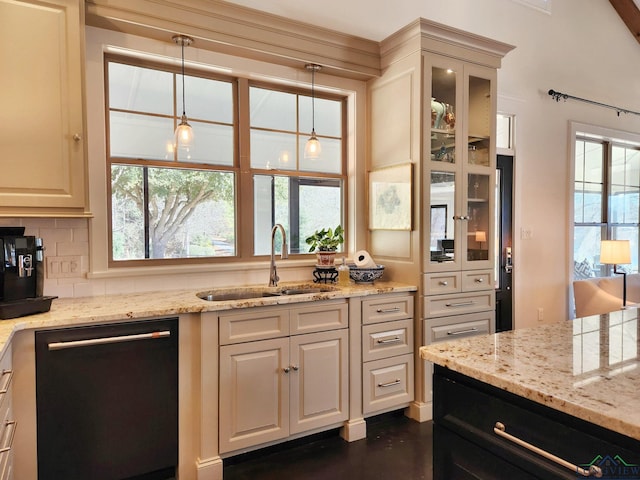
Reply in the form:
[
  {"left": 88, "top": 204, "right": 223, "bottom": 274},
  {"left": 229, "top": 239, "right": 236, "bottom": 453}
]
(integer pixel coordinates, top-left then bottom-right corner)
[
  {"left": 430, "top": 66, "right": 458, "bottom": 164},
  {"left": 425, "top": 57, "right": 496, "bottom": 273},
  {"left": 466, "top": 173, "right": 491, "bottom": 264},
  {"left": 467, "top": 75, "right": 492, "bottom": 168},
  {"left": 429, "top": 171, "right": 456, "bottom": 266}
]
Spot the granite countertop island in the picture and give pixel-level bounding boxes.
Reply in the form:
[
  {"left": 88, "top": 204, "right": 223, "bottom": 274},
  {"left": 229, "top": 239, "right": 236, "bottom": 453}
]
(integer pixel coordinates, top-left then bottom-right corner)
[
  {"left": 420, "top": 308, "right": 640, "bottom": 442},
  {"left": 0, "top": 280, "right": 416, "bottom": 354}
]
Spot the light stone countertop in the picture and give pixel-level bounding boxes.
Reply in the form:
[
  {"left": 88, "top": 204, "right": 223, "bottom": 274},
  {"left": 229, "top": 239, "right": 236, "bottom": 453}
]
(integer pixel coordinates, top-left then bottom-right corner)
[
  {"left": 0, "top": 280, "right": 416, "bottom": 353},
  {"left": 420, "top": 308, "right": 640, "bottom": 441}
]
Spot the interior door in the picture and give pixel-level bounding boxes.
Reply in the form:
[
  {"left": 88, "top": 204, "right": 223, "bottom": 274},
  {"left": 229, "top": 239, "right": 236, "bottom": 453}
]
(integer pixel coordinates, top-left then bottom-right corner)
[{"left": 496, "top": 155, "right": 513, "bottom": 331}]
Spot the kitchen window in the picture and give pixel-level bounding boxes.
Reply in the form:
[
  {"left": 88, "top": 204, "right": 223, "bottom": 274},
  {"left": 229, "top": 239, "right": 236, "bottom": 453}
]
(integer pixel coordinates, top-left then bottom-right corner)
[
  {"left": 573, "top": 130, "right": 640, "bottom": 279},
  {"left": 106, "top": 57, "right": 345, "bottom": 265}
]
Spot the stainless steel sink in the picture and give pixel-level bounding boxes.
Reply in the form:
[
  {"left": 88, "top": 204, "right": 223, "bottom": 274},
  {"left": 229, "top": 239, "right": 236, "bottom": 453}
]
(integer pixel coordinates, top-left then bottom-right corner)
[
  {"left": 196, "top": 285, "right": 337, "bottom": 302},
  {"left": 197, "top": 290, "right": 280, "bottom": 301}
]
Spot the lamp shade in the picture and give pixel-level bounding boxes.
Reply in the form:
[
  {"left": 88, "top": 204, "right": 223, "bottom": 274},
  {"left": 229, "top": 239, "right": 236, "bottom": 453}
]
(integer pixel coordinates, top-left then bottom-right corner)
[
  {"left": 475, "top": 231, "right": 487, "bottom": 243},
  {"left": 600, "top": 240, "right": 631, "bottom": 265}
]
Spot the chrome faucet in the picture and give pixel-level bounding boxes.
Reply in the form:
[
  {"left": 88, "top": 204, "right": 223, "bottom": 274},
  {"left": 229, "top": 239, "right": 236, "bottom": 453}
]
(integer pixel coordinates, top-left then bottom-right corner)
[{"left": 269, "top": 224, "right": 289, "bottom": 287}]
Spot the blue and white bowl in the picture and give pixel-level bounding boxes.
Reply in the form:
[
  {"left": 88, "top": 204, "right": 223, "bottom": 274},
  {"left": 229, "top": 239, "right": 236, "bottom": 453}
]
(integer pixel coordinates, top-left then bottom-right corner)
[{"left": 348, "top": 264, "right": 384, "bottom": 283}]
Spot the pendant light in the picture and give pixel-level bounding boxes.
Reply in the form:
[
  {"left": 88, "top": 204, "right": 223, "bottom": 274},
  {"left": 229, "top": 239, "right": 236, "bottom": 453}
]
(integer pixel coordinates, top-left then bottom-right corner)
[
  {"left": 304, "top": 63, "right": 322, "bottom": 159},
  {"left": 172, "top": 34, "right": 194, "bottom": 149}
]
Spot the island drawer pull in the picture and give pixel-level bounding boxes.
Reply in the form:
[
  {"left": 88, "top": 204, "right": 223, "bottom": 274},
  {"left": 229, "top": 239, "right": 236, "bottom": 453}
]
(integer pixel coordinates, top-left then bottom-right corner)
[
  {"left": 0, "top": 370, "right": 12, "bottom": 395},
  {"left": 445, "top": 301, "right": 474, "bottom": 308},
  {"left": 493, "top": 422, "right": 602, "bottom": 477},
  {"left": 377, "top": 336, "right": 401, "bottom": 344},
  {"left": 0, "top": 421, "right": 17, "bottom": 454},
  {"left": 376, "top": 307, "right": 401, "bottom": 314},
  {"left": 447, "top": 327, "right": 478, "bottom": 336},
  {"left": 48, "top": 330, "right": 171, "bottom": 351},
  {"left": 378, "top": 379, "right": 401, "bottom": 388}
]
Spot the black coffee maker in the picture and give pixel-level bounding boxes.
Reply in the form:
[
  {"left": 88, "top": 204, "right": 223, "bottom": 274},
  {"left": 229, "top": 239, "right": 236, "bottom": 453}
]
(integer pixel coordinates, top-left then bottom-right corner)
[{"left": 0, "top": 227, "right": 55, "bottom": 319}]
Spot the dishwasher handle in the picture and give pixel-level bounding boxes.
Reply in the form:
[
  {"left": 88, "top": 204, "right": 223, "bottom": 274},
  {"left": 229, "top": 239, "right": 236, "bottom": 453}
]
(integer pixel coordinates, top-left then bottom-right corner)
[{"left": 48, "top": 330, "right": 172, "bottom": 351}]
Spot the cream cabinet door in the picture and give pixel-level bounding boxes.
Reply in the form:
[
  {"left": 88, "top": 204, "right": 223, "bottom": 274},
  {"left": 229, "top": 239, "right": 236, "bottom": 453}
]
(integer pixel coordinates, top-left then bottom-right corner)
[
  {"left": 219, "top": 338, "right": 289, "bottom": 453},
  {"left": 0, "top": 0, "right": 87, "bottom": 213},
  {"left": 289, "top": 329, "right": 348, "bottom": 435}
]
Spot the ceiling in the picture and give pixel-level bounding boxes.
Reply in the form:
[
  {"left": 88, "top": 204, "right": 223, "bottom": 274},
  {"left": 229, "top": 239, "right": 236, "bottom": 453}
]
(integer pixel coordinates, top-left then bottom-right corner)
[
  {"left": 610, "top": 0, "right": 640, "bottom": 45},
  {"left": 222, "top": 0, "right": 640, "bottom": 45}
]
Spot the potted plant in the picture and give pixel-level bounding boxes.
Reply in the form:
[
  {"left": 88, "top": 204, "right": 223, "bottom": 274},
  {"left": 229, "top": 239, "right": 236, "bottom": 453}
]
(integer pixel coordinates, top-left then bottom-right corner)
[{"left": 305, "top": 225, "right": 344, "bottom": 266}]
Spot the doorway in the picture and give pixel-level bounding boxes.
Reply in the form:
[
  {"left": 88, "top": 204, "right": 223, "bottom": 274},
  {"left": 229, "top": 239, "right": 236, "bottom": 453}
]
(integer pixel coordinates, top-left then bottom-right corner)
[{"left": 496, "top": 155, "right": 513, "bottom": 331}]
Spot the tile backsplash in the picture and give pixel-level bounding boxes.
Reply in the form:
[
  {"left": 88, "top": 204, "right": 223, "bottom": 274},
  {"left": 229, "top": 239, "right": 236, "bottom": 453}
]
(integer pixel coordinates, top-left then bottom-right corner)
[
  {"left": 2, "top": 218, "right": 311, "bottom": 299},
  {"left": 1, "top": 218, "right": 90, "bottom": 298}
]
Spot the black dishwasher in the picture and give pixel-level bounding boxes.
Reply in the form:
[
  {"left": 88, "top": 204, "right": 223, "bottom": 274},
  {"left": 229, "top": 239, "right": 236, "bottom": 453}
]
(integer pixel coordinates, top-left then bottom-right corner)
[{"left": 35, "top": 318, "right": 178, "bottom": 480}]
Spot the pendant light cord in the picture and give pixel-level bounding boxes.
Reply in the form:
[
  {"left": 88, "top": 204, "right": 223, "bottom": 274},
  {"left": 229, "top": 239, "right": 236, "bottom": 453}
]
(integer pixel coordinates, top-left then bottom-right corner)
[
  {"left": 311, "top": 66, "right": 315, "bottom": 131},
  {"left": 181, "top": 39, "right": 186, "bottom": 117}
]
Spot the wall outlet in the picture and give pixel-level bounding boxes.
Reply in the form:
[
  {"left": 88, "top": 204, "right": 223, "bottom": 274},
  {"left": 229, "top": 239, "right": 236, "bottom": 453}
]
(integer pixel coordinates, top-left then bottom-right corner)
[
  {"left": 537, "top": 307, "right": 544, "bottom": 321},
  {"left": 47, "top": 256, "right": 82, "bottom": 279}
]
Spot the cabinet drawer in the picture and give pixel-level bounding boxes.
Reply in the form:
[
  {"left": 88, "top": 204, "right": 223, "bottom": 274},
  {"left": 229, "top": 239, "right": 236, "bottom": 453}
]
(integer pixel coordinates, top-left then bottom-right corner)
[
  {"left": 424, "top": 311, "right": 494, "bottom": 344},
  {"left": 362, "top": 295, "right": 414, "bottom": 325},
  {"left": 434, "top": 367, "right": 640, "bottom": 479},
  {"left": 461, "top": 269, "right": 493, "bottom": 292},
  {"left": 424, "top": 291, "right": 494, "bottom": 318},
  {"left": 290, "top": 300, "right": 348, "bottom": 335},
  {"left": 219, "top": 307, "right": 290, "bottom": 345},
  {"left": 423, "top": 272, "right": 461, "bottom": 295},
  {"left": 362, "top": 319, "right": 413, "bottom": 362},
  {"left": 363, "top": 354, "right": 414, "bottom": 415}
]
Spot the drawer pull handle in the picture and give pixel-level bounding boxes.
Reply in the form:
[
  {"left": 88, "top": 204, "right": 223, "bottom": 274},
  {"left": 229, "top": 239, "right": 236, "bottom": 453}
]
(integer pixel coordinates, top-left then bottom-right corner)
[
  {"left": 377, "top": 336, "right": 401, "bottom": 344},
  {"left": 439, "top": 281, "right": 448, "bottom": 286},
  {"left": 493, "top": 422, "right": 602, "bottom": 477},
  {"left": 0, "top": 370, "right": 12, "bottom": 395},
  {"left": 447, "top": 327, "right": 478, "bottom": 336},
  {"left": 474, "top": 278, "right": 484, "bottom": 283},
  {"left": 0, "top": 421, "right": 17, "bottom": 454},
  {"left": 378, "top": 379, "right": 401, "bottom": 388},
  {"left": 376, "top": 307, "right": 401, "bottom": 314},
  {"left": 445, "top": 301, "right": 474, "bottom": 308}
]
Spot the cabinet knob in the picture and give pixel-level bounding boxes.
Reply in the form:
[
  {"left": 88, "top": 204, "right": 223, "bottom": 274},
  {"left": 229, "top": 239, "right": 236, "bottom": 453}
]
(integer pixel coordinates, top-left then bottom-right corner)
[
  {"left": 439, "top": 281, "right": 448, "bottom": 286},
  {"left": 73, "top": 133, "right": 82, "bottom": 142},
  {"left": 475, "top": 278, "right": 484, "bottom": 283},
  {"left": 283, "top": 367, "right": 290, "bottom": 373},
  {"left": 291, "top": 365, "right": 299, "bottom": 371}
]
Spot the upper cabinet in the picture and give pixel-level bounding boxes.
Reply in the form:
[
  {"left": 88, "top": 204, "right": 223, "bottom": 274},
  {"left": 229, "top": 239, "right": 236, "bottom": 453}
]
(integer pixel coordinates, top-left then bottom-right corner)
[
  {"left": 0, "top": 0, "right": 89, "bottom": 217},
  {"left": 425, "top": 56, "right": 496, "bottom": 273}
]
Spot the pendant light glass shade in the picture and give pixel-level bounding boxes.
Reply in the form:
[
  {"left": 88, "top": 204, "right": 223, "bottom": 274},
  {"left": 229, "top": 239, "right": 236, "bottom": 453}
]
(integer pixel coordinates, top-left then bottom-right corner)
[
  {"left": 304, "top": 64, "right": 322, "bottom": 160},
  {"left": 172, "top": 34, "right": 194, "bottom": 150},
  {"left": 304, "top": 129, "right": 321, "bottom": 159}
]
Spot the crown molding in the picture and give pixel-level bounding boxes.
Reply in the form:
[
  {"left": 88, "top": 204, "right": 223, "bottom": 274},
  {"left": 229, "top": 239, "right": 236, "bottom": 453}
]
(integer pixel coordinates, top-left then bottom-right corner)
[
  {"left": 380, "top": 18, "right": 515, "bottom": 70},
  {"left": 85, "top": 0, "right": 381, "bottom": 80}
]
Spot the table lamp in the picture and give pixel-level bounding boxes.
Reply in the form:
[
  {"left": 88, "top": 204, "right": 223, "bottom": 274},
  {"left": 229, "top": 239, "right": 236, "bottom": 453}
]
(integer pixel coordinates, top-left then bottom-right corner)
[
  {"left": 600, "top": 240, "right": 631, "bottom": 308},
  {"left": 475, "top": 231, "right": 487, "bottom": 250}
]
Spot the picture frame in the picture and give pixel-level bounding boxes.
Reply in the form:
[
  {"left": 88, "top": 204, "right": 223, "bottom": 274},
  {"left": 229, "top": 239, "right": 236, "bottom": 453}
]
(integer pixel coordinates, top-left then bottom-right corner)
[{"left": 369, "top": 163, "right": 413, "bottom": 230}]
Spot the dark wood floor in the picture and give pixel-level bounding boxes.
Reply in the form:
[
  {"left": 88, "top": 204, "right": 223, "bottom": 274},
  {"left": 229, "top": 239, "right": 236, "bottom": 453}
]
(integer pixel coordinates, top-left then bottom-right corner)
[{"left": 223, "top": 411, "right": 434, "bottom": 480}]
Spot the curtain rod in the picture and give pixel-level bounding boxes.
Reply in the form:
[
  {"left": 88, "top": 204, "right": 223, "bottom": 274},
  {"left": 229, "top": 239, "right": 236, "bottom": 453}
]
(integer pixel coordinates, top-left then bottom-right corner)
[{"left": 548, "top": 89, "right": 640, "bottom": 117}]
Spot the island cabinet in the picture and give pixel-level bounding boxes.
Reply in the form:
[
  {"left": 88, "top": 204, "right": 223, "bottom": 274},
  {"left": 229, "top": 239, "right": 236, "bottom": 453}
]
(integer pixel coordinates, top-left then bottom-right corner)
[
  {"left": 218, "top": 300, "right": 349, "bottom": 454},
  {"left": 0, "top": 0, "right": 88, "bottom": 216},
  {"left": 433, "top": 366, "right": 640, "bottom": 480}
]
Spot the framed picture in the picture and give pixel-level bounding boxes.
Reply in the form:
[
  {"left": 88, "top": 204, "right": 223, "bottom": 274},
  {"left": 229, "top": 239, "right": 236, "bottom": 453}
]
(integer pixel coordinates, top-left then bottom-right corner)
[{"left": 369, "top": 163, "right": 413, "bottom": 230}]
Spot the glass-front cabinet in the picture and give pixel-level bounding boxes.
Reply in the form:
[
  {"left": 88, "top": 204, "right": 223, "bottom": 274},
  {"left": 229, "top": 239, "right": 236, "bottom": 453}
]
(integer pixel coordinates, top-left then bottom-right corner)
[{"left": 425, "top": 55, "right": 496, "bottom": 273}]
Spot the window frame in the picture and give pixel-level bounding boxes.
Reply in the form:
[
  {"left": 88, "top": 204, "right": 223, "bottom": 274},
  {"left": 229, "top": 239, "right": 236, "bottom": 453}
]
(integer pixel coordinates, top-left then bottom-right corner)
[
  {"left": 104, "top": 55, "right": 347, "bottom": 267},
  {"left": 572, "top": 123, "right": 640, "bottom": 280}
]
